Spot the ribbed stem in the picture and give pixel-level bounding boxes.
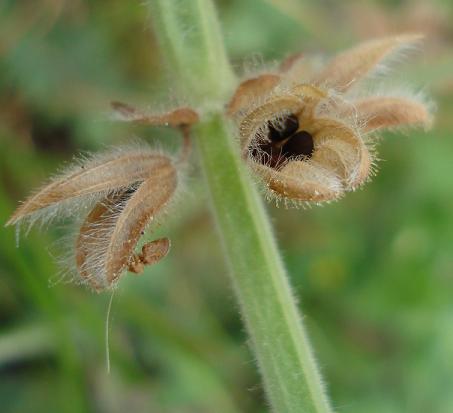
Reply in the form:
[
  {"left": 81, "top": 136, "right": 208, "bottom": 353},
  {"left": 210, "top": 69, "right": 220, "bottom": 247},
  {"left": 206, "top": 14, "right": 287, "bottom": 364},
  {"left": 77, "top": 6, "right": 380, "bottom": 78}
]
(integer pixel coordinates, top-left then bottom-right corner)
[{"left": 148, "top": 1, "right": 333, "bottom": 412}]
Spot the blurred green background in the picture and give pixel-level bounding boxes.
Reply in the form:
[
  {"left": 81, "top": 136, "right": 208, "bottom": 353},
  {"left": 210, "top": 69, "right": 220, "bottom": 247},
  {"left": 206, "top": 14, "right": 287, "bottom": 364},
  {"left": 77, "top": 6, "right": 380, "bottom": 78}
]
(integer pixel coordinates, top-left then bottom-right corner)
[{"left": 1, "top": 1, "right": 453, "bottom": 412}]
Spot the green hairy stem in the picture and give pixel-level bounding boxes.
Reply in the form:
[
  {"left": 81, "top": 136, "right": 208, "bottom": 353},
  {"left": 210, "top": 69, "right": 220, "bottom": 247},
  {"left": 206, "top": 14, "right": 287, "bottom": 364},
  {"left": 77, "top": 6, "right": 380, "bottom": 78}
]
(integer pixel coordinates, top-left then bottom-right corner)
[{"left": 149, "top": 1, "right": 333, "bottom": 412}]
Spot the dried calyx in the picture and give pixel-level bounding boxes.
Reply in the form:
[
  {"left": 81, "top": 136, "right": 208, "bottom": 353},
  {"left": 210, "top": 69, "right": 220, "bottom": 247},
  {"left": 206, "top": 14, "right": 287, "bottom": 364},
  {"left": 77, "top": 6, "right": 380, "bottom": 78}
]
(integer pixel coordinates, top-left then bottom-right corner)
[
  {"left": 230, "top": 34, "right": 434, "bottom": 204},
  {"left": 6, "top": 105, "right": 199, "bottom": 292},
  {"left": 73, "top": 157, "right": 177, "bottom": 291},
  {"left": 5, "top": 34, "right": 435, "bottom": 291}
]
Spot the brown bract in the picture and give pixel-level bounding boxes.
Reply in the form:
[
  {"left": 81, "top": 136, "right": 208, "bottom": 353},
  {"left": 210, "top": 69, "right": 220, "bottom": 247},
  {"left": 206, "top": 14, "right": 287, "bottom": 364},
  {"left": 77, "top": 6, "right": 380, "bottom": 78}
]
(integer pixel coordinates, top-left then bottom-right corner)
[{"left": 228, "top": 35, "right": 433, "bottom": 204}]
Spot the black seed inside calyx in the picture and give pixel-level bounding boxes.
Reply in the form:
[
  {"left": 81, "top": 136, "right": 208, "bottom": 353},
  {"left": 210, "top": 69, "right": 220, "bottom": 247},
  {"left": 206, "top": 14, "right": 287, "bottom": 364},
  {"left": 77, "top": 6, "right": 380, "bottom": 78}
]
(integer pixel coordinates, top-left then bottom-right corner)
[
  {"left": 268, "top": 114, "right": 299, "bottom": 141},
  {"left": 252, "top": 114, "right": 314, "bottom": 169}
]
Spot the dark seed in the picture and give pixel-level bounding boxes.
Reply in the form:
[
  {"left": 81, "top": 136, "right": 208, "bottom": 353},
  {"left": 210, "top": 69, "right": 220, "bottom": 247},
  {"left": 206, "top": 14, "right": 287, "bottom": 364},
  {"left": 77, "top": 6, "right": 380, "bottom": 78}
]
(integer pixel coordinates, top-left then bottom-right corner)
[
  {"left": 268, "top": 114, "right": 299, "bottom": 142},
  {"left": 282, "top": 131, "right": 314, "bottom": 159}
]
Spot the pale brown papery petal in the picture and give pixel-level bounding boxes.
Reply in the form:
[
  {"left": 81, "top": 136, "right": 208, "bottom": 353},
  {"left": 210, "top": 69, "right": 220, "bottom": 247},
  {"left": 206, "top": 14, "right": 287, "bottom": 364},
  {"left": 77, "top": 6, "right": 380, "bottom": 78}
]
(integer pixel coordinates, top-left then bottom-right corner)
[
  {"left": 268, "top": 162, "right": 342, "bottom": 202},
  {"left": 353, "top": 96, "right": 432, "bottom": 132},
  {"left": 76, "top": 163, "right": 177, "bottom": 291},
  {"left": 309, "top": 119, "right": 371, "bottom": 188},
  {"left": 311, "top": 34, "right": 422, "bottom": 92},
  {"left": 6, "top": 150, "right": 169, "bottom": 226},
  {"left": 227, "top": 74, "right": 280, "bottom": 115},
  {"left": 76, "top": 191, "right": 128, "bottom": 291}
]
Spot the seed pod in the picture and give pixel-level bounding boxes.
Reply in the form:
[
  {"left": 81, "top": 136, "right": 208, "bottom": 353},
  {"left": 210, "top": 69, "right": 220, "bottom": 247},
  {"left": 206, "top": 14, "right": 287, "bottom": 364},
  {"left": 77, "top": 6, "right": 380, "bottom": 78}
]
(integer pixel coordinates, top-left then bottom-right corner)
[
  {"left": 229, "top": 35, "right": 433, "bottom": 204},
  {"left": 75, "top": 163, "right": 177, "bottom": 291},
  {"left": 6, "top": 144, "right": 180, "bottom": 291}
]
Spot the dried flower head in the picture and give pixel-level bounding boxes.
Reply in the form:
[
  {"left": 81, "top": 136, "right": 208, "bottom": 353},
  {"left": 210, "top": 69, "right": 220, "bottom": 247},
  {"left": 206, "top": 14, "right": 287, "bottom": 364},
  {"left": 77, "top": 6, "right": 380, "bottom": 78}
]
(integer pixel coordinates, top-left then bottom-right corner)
[
  {"left": 5, "top": 35, "right": 434, "bottom": 291},
  {"left": 6, "top": 106, "right": 198, "bottom": 292},
  {"left": 228, "top": 34, "right": 434, "bottom": 204}
]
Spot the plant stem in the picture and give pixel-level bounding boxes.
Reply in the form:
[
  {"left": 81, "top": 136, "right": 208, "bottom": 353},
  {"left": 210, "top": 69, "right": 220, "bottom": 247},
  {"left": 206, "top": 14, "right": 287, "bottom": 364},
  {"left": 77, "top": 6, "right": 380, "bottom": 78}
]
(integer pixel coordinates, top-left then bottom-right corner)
[
  {"left": 195, "top": 115, "right": 332, "bottom": 413},
  {"left": 149, "top": 1, "right": 333, "bottom": 412},
  {"left": 148, "top": 0, "right": 235, "bottom": 104}
]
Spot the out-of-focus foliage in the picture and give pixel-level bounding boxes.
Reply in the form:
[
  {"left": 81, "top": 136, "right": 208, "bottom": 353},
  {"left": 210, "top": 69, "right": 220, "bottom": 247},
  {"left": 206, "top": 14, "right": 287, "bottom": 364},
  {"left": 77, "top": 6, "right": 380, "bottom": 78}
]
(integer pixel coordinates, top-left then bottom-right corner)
[{"left": 1, "top": 1, "right": 452, "bottom": 412}]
